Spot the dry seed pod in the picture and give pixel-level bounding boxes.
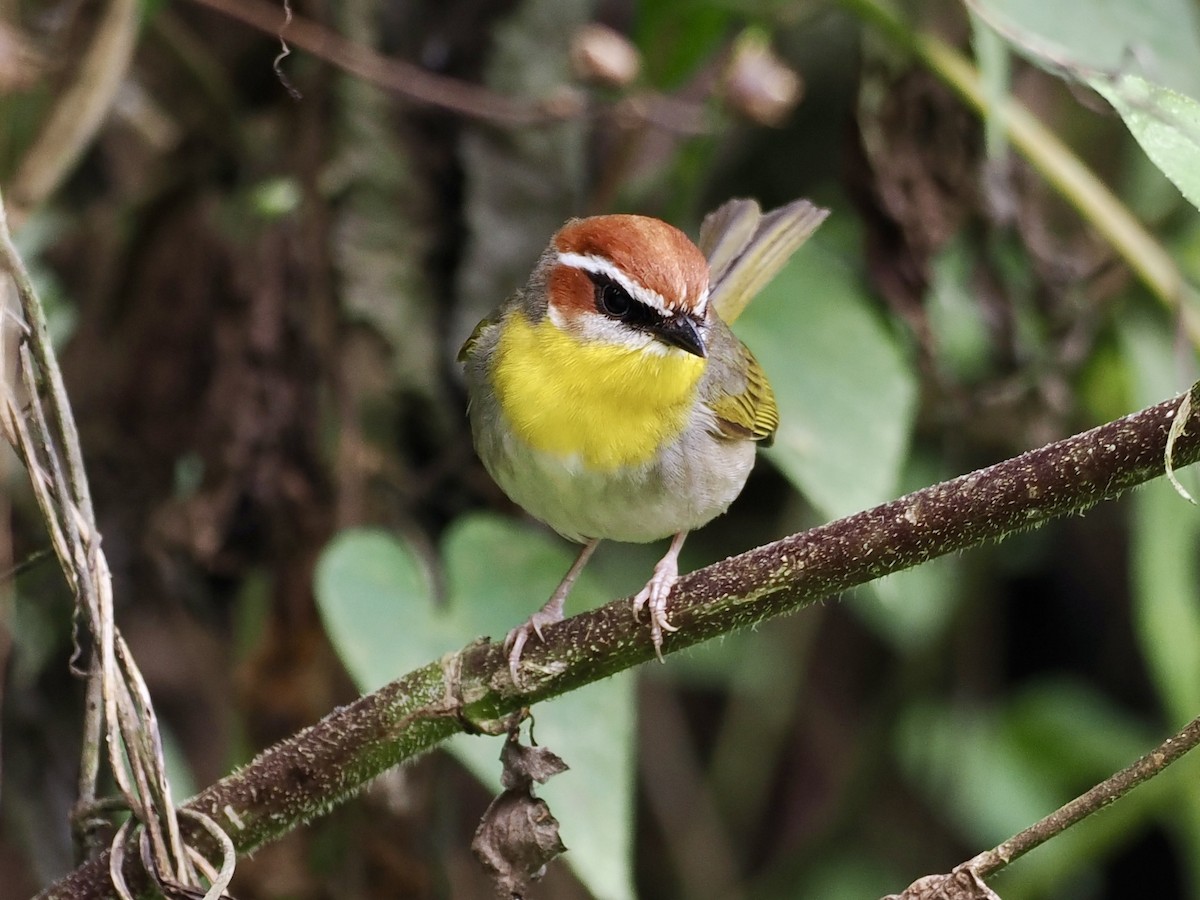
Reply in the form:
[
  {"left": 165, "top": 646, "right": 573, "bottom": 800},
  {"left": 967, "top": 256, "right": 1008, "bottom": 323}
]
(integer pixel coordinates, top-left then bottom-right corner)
[
  {"left": 722, "top": 32, "right": 803, "bottom": 126},
  {"left": 570, "top": 23, "right": 641, "bottom": 88}
]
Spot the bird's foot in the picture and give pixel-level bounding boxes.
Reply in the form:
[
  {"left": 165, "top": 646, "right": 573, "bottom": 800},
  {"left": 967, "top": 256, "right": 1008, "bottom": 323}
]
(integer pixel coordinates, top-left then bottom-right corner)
[
  {"left": 632, "top": 557, "right": 680, "bottom": 662},
  {"left": 504, "top": 601, "right": 564, "bottom": 686},
  {"left": 502, "top": 539, "right": 601, "bottom": 687}
]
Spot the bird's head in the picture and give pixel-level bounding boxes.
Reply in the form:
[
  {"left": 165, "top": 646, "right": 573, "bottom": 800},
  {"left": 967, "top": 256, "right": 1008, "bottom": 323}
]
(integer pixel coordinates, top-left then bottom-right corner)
[{"left": 534, "top": 214, "right": 711, "bottom": 360}]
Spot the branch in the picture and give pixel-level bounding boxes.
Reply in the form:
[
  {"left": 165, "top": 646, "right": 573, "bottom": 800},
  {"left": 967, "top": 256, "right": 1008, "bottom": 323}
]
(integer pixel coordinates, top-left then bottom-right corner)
[
  {"left": 36, "top": 387, "right": 1200, "bottom": 898},
  {"left": 183, "top": 0, "right": 714, "bottom": 135},
  {"left": 185, "top": 0, "right": 568, "bottom": 125},
  {"left": 886, "top": 713, "right": 1200, "bottom": 899},
  {"left": 971, "top": 714, "right": 1200, "bottom": 876}
]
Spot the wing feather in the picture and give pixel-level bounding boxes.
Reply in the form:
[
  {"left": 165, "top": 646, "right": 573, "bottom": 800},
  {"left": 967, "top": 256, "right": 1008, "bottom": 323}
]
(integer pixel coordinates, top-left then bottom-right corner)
[
  {"left": 706, "top": 337, "right": 778, "bottom": 446},
  {"left": 703, "top": 198, "right": 829, "bottom": 324}
]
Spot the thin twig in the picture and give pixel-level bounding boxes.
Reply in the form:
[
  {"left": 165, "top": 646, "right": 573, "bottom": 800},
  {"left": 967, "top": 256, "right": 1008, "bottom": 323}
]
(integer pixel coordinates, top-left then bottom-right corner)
[
  {"left": 115, "top": 635, "right": 189, "bottom": 882},
  {"left": 182, "top": 0, "right": 714, "bottom": 136},
  {"left": 1, "top": 196, "right": 97, "bottom": 529},
  {"left": 185, "top": 0, "right": 578, "bottom": 125},
  {"left": 37, "top": 388, "right": 1200, "bottom": 899},
  {"left": 16, "top": 345, "right": 88, "bottom": 595},
  {"left": 884, "top": 712, "right": 1200, "bottom": 898},
  {"left": 1, "top": 190, "right": 211, "bottom": 893},
  {"left": 970, "top": 714, "right": 1200, "bottom": 877},
  {"left": 74, "top": 657, "right": 106, "bottom": 857}
]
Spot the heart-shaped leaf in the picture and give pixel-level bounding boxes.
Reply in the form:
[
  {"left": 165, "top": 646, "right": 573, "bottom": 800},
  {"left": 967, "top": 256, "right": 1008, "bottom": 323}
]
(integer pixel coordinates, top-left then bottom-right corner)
[{"left": 315, "top": 516, "right": 636, "bottom": 900}]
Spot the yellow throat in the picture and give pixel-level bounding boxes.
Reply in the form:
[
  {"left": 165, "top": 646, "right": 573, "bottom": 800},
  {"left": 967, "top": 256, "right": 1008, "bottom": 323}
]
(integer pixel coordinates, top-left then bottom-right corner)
[{"left": 491, "top": 310, "right": 706, "bottom": 470}]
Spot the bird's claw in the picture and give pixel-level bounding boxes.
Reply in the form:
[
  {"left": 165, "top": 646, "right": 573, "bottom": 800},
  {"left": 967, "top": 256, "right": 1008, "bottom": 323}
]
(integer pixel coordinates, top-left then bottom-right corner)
[
  {"left": 504, "top": 605, "right": 563, "bottom": 686},
  {"left": 632, "top": 567, "right": 680, "bottom": 662}
]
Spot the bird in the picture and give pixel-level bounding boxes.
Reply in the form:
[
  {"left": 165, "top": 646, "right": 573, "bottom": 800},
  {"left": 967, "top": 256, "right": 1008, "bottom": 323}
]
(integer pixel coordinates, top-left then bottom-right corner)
[{"left": 459, "top": 198, "right": 829, "bottom": 683}]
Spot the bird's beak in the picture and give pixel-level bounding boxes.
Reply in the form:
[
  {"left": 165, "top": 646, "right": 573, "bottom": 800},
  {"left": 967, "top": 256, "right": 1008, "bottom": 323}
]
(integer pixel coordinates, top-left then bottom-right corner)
[{"left": 654, "top": 314, "right": 707, "bottom": 358}]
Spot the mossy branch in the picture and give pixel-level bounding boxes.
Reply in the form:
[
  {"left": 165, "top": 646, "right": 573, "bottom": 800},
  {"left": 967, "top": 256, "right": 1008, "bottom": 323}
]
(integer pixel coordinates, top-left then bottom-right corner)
[{"left": 36, "top": 385, "right": 1200, "bottom": 898}]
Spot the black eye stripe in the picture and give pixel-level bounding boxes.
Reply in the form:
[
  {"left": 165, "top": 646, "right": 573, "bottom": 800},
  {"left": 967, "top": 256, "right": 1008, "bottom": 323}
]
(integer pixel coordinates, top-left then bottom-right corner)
[{"left": 587, "top": 272, "right": 661, "bottom": 328}]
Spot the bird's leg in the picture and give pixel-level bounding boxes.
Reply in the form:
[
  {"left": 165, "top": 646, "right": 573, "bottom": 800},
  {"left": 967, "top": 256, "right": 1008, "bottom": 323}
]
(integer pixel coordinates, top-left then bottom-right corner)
[
  {"left": 505, "top": 538, "right": 601, "bottom": 684},
  {"left": 632, "top": 530, "right": 687, "bottom": 661}
]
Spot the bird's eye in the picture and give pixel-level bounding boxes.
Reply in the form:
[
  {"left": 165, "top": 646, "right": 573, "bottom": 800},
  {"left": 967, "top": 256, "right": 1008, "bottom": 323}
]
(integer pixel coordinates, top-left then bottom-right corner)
[{"left": 596, "top": 279, "right": 634, "bottom": 318}]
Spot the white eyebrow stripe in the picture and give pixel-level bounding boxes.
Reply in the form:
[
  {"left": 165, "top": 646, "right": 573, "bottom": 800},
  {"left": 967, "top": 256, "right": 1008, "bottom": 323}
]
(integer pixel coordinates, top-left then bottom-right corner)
[{"left": 557, "top": 251, "right": 673, "bottom": 315}]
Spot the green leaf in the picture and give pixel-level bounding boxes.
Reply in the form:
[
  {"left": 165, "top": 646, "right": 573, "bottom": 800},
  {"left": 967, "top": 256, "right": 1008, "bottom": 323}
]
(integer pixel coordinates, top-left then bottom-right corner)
[
  {"left": 316, "top": 531, "right": 432, "bottom": 686},
  {"left": 972, "top": 0, "right": 1200, "bottom": 211},
  {"left": 315, "top": 520, "right": 636, "bottom": 900},
  {"left": 734, "top": 239, "right": 918, "bottom": 519},
  {"left": 972, "top": 0, "right": 1200, "bottom": 98},
  {"left": 1091, "top": 75, "right": 1200, "bottom": 213}
]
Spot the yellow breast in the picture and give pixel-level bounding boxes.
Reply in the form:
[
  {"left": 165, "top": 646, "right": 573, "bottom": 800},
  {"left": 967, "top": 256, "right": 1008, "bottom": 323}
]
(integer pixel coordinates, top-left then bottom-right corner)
[{"left": 491, "top": 311, "right": 706, "bottom": 471}]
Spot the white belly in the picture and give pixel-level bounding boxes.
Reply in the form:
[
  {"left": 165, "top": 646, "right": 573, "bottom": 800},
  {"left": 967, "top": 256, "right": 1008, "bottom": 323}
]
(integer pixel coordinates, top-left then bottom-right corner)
[{"left": 481, "top": 413, "right": 757, "bottom": 544}]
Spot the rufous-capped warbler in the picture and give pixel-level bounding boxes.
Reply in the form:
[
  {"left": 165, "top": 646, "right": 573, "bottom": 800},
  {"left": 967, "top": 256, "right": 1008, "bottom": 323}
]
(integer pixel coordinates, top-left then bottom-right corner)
[{"left": 460, "top": 198, "right": 828, "bottom": 682}]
